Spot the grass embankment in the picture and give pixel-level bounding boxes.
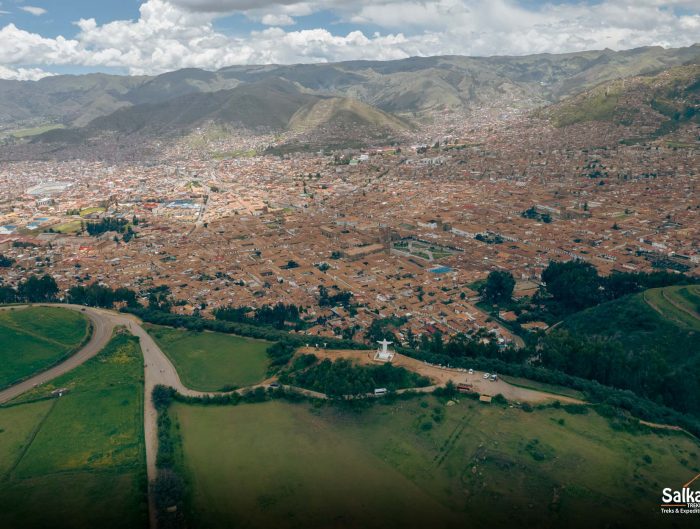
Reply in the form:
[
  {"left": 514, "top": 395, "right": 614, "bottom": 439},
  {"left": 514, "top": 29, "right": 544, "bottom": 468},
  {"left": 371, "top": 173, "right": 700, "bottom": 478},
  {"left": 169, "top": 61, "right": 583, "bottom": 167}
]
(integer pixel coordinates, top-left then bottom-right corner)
[
  {"left": 0, "top": 307, "right": 91, "bottom": 389},
  {"left": 499, "top": 375, "right": 585, "bottom": 400},
  {"left": 146, "top": 324, "right": 271, "bottom": 391},
  {"left": 171, "top": 398, "right": 700, "bottom": 529},
  {"left": 0, "top": 330, "right": 147, "bottom": 529},
  {"left": 644, "top": 285, "right": 700, "bottom": 331}
]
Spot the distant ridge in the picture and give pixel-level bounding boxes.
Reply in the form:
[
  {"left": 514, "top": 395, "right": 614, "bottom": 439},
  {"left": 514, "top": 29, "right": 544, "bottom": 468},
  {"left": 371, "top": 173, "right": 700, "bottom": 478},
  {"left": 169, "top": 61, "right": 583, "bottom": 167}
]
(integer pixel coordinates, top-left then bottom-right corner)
[
  {"left": 1, "top": 44, "right": 698, "bottom": 131},
  {"left": 34, "top": 79, "right": 411, "bottom": 150}
]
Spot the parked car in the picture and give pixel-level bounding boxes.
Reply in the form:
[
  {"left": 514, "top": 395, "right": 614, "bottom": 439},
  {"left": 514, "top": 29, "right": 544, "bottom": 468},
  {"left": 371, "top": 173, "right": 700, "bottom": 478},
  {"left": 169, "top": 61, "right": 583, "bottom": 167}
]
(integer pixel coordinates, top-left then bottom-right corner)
[
  {"left": 483, "top": 373, "right": 490, "bottom": 379},
  {"left": 468, "top": 369, "right": 474, "bottom": 375}
]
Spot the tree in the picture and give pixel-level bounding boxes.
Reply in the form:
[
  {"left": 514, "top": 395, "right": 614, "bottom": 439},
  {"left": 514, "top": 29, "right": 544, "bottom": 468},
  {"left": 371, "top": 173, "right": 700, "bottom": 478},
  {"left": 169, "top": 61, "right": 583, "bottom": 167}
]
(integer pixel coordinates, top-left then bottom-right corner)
[
  {"left": 17, "top": 274, "right": 58, "bottom": 302},
  {"left": 541, "top": 260, "right": 601, "bottom": 312},
  {"left": 481, "top": 270, "right": 515, "bottom": 304},
  {"left": 0, "top": 286, "right": 17, "bottom": 303},
  {"left": 0, "top": 254, "right": 14, "bottom": 267}
]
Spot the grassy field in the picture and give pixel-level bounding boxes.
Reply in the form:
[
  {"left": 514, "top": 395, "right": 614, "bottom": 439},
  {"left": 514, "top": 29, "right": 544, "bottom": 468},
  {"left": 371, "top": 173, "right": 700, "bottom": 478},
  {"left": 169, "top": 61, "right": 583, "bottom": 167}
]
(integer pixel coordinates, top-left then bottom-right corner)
[
  {"left": 7, "top": 124, "right": 65, "bottom": 138},
  {"left": 79, "top": 207, "right": 106, "bottom": 217},
  {"left": 0, "top": 330, "right": 147, "bottom": 529},
  {"left": 51, "top": 220, "right": 83, "bottom": 234},
  {"left": 146, "top": 324, "right": 271, "bottom": 391},
  {"left": 0, "top": 307, "right": 91, "bottom": 389},
  {"left": 172, "top": 398, "right": 700, "bottom": 529}
]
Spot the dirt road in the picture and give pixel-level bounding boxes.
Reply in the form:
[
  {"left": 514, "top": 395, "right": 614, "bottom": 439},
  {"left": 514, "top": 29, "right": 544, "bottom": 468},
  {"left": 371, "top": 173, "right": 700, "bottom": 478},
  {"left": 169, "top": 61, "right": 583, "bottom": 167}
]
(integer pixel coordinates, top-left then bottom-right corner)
[{"left": 299, "top": 347, "right": 583, "bottom": 404}]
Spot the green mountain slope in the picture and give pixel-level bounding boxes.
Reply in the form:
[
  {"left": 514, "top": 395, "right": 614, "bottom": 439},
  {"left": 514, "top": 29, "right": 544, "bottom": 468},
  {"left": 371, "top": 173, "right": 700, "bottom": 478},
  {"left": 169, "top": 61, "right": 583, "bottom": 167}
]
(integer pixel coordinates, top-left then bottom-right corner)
[
  {"left": 544, "top": 63, "right": 699, "bottom": 136},
  {"left": 560, "top": 285, "right": 700, "bottom": 412}
]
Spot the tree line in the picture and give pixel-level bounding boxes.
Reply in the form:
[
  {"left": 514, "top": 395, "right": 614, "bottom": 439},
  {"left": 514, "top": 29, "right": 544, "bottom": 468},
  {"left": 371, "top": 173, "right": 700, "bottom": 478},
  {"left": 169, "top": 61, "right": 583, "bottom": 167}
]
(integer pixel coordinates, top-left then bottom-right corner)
[{"left": 213, "top": 303, "right": 302, "bottom": 330}]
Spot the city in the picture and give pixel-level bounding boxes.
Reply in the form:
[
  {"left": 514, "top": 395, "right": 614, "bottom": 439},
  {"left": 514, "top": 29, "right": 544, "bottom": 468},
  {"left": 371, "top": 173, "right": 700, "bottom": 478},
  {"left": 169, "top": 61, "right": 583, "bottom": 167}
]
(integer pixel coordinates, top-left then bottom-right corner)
[{"left": 0, "top": 2, "right": 699, "bottom": 529}]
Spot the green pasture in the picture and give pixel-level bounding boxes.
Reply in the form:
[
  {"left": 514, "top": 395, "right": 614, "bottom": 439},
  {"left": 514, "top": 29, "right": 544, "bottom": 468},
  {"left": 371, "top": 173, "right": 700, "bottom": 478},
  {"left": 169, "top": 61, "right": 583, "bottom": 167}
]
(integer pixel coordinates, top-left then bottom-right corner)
[
  {"left": 0, "top": 330, "right": 147, "bottom": 529},
  {"left": 146, "top": 324, "right": 271, "bottom": 391},
  {"left": 171, "top": 398, "right": 700, "bottom": 529}
]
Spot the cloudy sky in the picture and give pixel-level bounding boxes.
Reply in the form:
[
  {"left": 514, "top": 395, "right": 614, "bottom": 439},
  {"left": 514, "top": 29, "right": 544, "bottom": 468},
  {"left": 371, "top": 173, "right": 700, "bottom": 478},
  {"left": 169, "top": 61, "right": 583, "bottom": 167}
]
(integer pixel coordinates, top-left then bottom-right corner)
[{"left": 0, "top": 0, "right": 698, "bottom": 80}]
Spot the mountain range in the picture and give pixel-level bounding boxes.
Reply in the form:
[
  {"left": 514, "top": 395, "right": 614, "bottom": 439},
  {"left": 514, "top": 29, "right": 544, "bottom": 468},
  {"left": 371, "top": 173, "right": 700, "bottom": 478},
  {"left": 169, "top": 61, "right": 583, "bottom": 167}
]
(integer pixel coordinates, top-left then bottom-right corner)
[{"left": 0, "top": 44, "right": 698, "bottom": 150}]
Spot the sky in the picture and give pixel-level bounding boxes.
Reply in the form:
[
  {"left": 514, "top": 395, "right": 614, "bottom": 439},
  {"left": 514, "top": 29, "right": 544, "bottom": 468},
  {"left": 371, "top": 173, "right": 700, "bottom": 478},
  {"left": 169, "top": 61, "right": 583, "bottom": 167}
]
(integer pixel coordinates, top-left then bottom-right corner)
[{"left": 0, "top": 0, "right": 698, "bottom": 80}]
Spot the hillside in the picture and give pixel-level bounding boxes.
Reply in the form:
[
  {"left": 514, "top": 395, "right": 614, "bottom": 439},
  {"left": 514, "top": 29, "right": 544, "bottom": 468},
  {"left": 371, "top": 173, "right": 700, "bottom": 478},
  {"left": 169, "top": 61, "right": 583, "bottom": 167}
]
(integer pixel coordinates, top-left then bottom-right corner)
[
  {"left": 288, "top": 97, "right": 410, "bottom": 134},
  {"left": 169, "top": 398, "right": 700, "bottom": 529},
  {"left": 34, "top": 79, "right": 412, "bottom": 151},
  {"left": 2, "top": 45, "right": 699, "bottom": 131},
  {"left": 544, "top": 63, "right": 700, "bottom": 139},
  {"left": 561, "top": 285, "right": 700, "bottom": 412}
]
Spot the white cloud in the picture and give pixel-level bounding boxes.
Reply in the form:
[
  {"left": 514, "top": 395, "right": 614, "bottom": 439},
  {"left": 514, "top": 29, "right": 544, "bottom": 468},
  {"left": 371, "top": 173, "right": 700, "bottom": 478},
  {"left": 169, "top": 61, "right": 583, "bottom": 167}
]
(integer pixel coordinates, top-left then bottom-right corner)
[
  {"left": 0, "top": 64, "right": 54, "bottom": 80},
  {"left": 20, "top": 6, "right": 47, "bottom": 16},
  {"left": 0, "top": 0, "right": 697, "bottom": 80},
  {"left": 261, "top": 13, "right": 295, "bottom": 26}
]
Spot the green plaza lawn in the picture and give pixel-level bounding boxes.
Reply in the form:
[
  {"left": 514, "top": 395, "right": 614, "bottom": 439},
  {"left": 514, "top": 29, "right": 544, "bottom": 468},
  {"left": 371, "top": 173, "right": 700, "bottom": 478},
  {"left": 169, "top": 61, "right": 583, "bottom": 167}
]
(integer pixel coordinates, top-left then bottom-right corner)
[
  {"left": 171, "top": 398, "right": 700, "bottom": 529},
  {"left": 0, "top": 330, "right": 147, "bottom": 529},
  {"left": 0, "top": 306, "right": 91, "bottom": 389},
  {"left": 146, "top": 324, "right": 271, "bottom": 391}
]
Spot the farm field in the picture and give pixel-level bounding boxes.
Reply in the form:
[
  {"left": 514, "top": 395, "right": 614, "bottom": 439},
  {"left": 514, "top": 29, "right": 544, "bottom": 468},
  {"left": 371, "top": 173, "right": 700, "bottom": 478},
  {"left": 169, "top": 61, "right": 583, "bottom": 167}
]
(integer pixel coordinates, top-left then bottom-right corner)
[
  {"left": 146, "top": 324, "right": 271, "bottom": 391},
  {"left": 79, "top": 206, "right": 106, "bottom": 217},
  {"left": 0, "top": 330, "right": 147, "bottom": 529},
  {"left": 0, "top": 306, "right": 91, "bottom": 389},
  {"left": 171, "top": 398, "right": 700, "bottom": 529}
]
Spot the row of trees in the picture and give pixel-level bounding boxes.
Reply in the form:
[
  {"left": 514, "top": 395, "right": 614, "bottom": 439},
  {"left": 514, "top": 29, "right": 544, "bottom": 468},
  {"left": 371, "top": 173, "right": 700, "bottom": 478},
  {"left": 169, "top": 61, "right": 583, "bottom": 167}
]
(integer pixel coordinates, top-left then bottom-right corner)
[
  {"left": 213, "top": 303, "right": 302, "bottom": 330},
  {"left": 480, "top": 270, "right": 516, "bottom": 304},
  {"left": 541, "top": 260, "right": 696, "bottom": 313},
  {"left": 397, "top": 341, "right": 700, "bottom": 437},
  {"left": 318, "top": 285, "right": 353, "bottom": 307},
  {"left": 67, "top": 283, "right": 139, "bottom": 308},
  {"left": 125, "top": 306, "right": 368, "bottom": 351},
  {"left": 0, "top": 274, "right": 58, "bottom": 303},
  {"left": 85, "top": 217, "right": 129, "bottom": 237},
  {"left": 477, "top": 261, "right": 696, "bottom": 313}
]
